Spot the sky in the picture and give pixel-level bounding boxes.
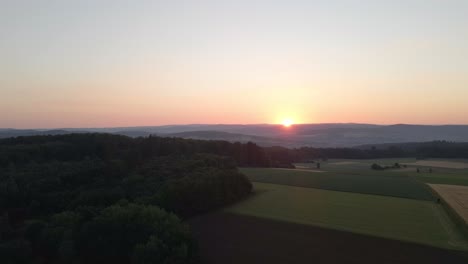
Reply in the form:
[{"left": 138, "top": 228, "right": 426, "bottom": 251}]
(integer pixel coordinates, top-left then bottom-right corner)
[{"left": 1, "top": 0, "right": 468, "bottom": 128}]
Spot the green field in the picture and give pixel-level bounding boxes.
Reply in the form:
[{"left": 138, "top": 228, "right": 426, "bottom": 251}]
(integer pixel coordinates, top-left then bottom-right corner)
[
  {"left": 226, "top": 182, "right": 468, "bottom": 250},
  {"left": 413, "top": 172, "right": 468, "bottom": 186},
  {"left": 240, "top": 167, "right": 434, "bottom": 200},
  {"left": 280, "top": 158, "right": 468, "bottom": 190},
  {"left": 236, "top": 159, "right": 468, "bottom": 250},
  {"left": 295, "top": 158, "right": 418, "bottom": 173}
]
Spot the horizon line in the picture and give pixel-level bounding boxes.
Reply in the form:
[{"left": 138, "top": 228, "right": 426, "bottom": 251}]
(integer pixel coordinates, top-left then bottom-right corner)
[{"left": 2, "top": 122, "right": 468, "bottom": 130}]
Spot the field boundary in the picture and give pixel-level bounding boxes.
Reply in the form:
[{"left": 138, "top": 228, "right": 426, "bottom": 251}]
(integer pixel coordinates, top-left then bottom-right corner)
[{"left": 428, "top": 184, "right": 468, "bottom": 240}]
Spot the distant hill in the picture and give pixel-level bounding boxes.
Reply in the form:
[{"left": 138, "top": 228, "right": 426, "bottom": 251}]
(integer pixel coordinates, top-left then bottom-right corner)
[
  {"left": 2, "top": 123, "right": 468, "bottom": 148},
  {"left": 0, "top": 129, "right": 84, "bottom": 138},
  {"left": 165, "top": 130, "right": 303, "bottom": 147}
]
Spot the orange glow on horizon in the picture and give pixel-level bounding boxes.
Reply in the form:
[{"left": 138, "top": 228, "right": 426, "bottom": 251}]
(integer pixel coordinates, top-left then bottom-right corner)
[{"left": 282, "top": 119, "right": 294, "bottom": 127}]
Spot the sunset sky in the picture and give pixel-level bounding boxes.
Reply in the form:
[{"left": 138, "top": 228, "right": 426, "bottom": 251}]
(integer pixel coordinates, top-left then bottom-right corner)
[{"left": 1, "top": 0, "right": 468, "bottom": 128}]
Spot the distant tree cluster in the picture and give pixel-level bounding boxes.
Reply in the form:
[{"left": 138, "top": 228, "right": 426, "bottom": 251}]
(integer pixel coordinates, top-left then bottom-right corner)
[
  {"left": 261, "top": 141, "right": 468, "bottom": 165},
  {"left": 371, "top": 163, "right": 385, "bottom": 171},
  {"left": 0, "top": 134, "right": 254, "bottom": 263},
  {"left": 370, "top": 163, "right": 401, "bottom": 171}
]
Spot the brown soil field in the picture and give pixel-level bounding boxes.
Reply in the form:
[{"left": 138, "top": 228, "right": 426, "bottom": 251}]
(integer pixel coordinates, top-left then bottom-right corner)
[
  {"left": 429, "top": 184, "right": 468, "bottom": 225},
  {"left": 403, "top": 161, "right": 468, "bottom": 169},
  {"left": 189, "top": 212, "right": 468, "bottom": 264}
]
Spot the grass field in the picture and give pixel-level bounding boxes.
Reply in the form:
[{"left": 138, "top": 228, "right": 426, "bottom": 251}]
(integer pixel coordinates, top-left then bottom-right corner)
[
  {"left": 226, "top": 182, "right": 468, "bottom": 250},
  {"left": 240, "top": 167, "right": 434, "bottom": 200}
]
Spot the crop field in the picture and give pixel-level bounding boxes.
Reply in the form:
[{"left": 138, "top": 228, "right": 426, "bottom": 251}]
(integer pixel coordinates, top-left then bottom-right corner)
[
  {"left": 298, "top": 158, "right": 468, "bottom": 170},
  {"left": 295, "top": 158, "right": 468, "bottom": 186},
  {"left": 403, "top": 160, "right": 468, "bottom": 169},
  {"left": 192, "top": 160, "right": 468, "bottom": 264},
  {"left": 240, "top": 167, "right": 434, "bottom": 200},
  {"left": 429, "top": 184, "right": 468, "bottom": 225},
  {"left": 413, "top": 172, "right": 468, "bottom": 186},
  {"left": 294, "top": 159, "right": 417, "bottom": 176},
  {"left": 225, "top": 182, "right": 468, "bottom": 250},
  {"left": 190, "top": 213, "right": 468, "bottom": 264}
]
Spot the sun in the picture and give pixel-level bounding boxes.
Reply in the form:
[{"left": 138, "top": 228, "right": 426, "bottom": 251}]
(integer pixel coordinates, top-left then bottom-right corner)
[{"left": 282, "top": 119, "right": 294, "bottom": 127}]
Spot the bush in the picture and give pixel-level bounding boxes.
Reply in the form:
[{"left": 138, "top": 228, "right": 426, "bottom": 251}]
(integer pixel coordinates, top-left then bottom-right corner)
[{"left": 371, "top": 163, "right": 385, "bottom": 170}]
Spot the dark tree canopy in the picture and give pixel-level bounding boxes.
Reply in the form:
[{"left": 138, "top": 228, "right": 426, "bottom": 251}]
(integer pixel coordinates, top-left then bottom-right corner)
[{"left": 0, "top": 134, "right": 255, "bottom": 264}]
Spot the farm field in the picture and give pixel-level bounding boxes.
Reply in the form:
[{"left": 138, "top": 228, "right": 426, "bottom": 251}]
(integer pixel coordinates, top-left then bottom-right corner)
[
  {"left": 191, "top": 159, "right": 468, "bottom": 263},
  {"left": 190, "top": 212, "right": 468, "bottom": 264},
  {"left": 413, "top": 172, "right": 468, "bottom": 186},
  {"left": 429, "top": 184, "right": 468, "bottom": 225},
  {"left": 295, "top": 158, "right": 468, "bottom": 186},
  {"left": 403, "top": 160, "right": 468, "bottom": 169},
  {"left": 298, "top": 158, "right": 468, "bottom": 169},
  {"left": 225, "top": 182, "right": 468, "bottom": 250},
  {"left": 240, "top": 167, "right": 434, "bottom": 200}
]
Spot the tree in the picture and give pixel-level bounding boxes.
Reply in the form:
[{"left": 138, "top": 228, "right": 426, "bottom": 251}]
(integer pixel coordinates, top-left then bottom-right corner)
[{"left": 76, "top": 203, "right": 196, "bottom": 264}]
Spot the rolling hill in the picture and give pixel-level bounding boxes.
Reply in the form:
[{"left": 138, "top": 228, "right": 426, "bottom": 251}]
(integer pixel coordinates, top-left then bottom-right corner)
[{"left": 2, "top": 124, "right": 468, "bottom": 148}]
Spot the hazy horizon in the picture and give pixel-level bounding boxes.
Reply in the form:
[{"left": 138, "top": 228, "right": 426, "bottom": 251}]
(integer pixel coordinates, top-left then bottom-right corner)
[
  {"left": 3, "top": 122, "right": 468, "bottom": 130},
  {"left": 2, "top": 0, "right": 468, "bottom": 128}
]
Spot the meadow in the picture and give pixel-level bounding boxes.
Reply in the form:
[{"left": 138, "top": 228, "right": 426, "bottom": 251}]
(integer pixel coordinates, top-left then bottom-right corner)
[{"left": 225, "top": 182, "right": 468, "bottom": 250}]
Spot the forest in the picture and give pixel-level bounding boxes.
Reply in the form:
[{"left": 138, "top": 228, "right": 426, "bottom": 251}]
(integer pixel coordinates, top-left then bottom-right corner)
[
  {"left": 2, "top": 134, "right": 468, "bottom": 263},
  {"left": 0, "top": 134, "right": 254, "bottom": 263}
]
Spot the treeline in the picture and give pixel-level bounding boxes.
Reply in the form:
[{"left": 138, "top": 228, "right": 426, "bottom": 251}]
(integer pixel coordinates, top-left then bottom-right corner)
[
  {"left": 263, "top": 141, "right": 468, "bottom": 166},
  {"left": 0, "top": 134, "right": 254, "bottom": 264},
  {"left": 357, "top": 141, "right": 468, "bottom": 158},
  {"left": 1, "top": 135, "right": 466, "bottom": 170},
  {"left": 0, "top": 133, "right": 270, "bottom": 168}
]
